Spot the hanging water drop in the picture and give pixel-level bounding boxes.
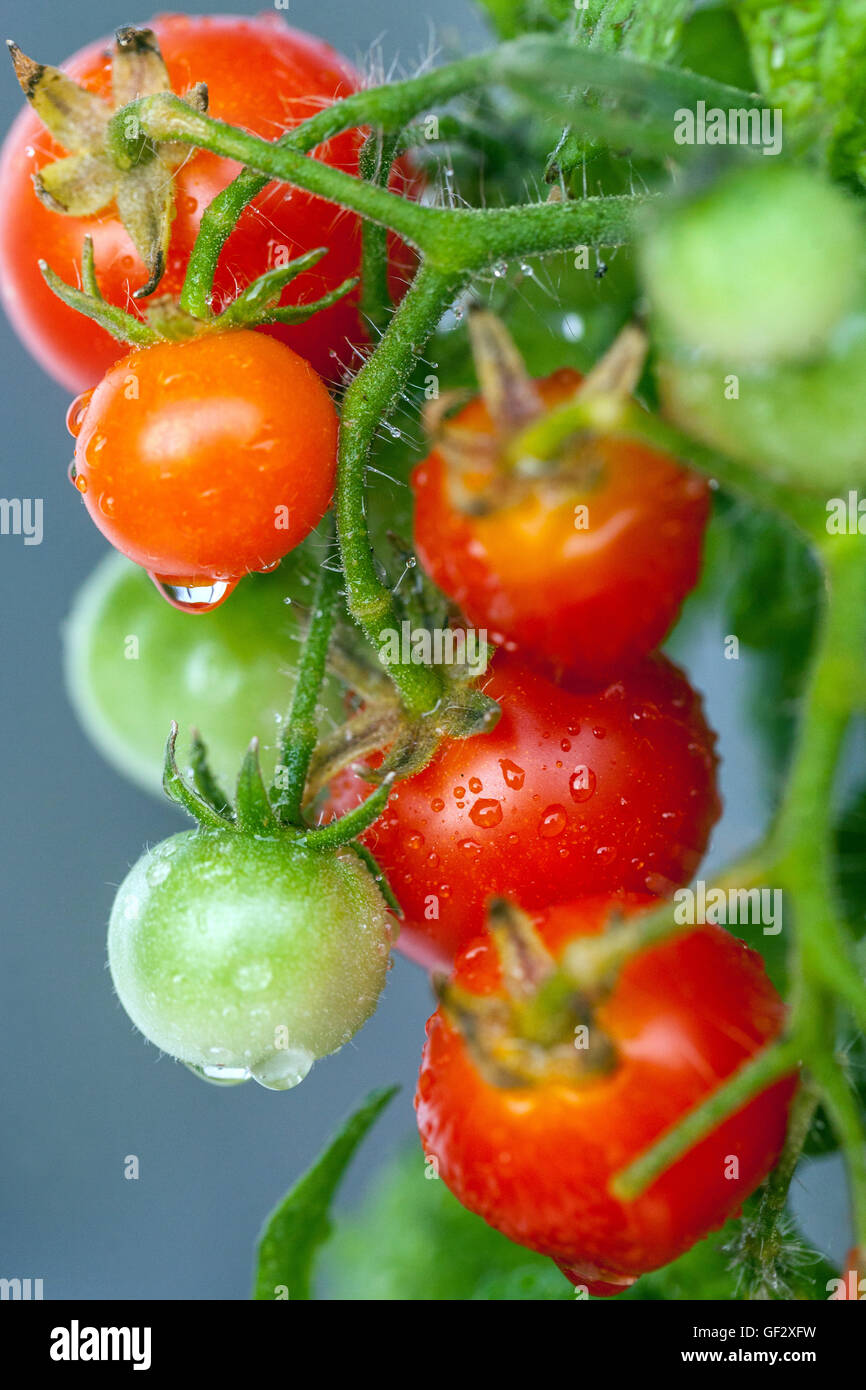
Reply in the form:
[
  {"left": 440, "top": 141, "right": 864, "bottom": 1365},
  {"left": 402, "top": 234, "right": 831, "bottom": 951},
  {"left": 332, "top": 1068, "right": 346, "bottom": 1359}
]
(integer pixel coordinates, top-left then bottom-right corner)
[
  {"left": 187, "top": 1063, "right": 250, "bottom": 1086},
  {"left": 251, "top": 1047, "right": 314, "bottom": 1091},
  {"left": 148, "top": 574, "right": 238, "bottom": 614}
]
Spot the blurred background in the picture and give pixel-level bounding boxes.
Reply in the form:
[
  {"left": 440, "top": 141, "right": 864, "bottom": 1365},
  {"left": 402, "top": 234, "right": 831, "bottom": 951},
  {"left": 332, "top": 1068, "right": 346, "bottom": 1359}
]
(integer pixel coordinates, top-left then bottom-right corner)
[{"left": 0, "top": 0, "right": 850, "bottom": 1299}]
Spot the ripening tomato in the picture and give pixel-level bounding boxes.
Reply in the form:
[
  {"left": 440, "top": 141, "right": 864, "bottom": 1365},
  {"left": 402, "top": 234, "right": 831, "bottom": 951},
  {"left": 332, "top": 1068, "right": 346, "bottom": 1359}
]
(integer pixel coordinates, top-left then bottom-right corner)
[
  {"left": 327, "top": 652, "right": 721, "bottom": 970},
  {"left": 412, "top": 368, "right": 709, "bottom": 683},
  {"left": 415, "top": 898, "right": 797, "bottom": 1289},
  {"left": 0, "top": 12, "right": 416, "bottom": 389},
  {"left": 68, "top": 330, "right": 338, "bottom": 602}
]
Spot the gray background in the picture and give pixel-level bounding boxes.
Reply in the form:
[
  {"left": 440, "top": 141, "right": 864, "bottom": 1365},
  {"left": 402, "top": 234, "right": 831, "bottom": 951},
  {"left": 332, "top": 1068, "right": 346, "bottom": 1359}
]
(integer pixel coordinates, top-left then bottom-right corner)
[{"left": 0, "top": 0, "right": 846, "bottom": 1300}]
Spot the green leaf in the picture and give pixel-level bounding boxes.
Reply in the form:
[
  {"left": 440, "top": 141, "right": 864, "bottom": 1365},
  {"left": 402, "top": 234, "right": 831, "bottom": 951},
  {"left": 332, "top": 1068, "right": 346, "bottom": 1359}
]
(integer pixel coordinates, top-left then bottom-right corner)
[{"left": 253, "top": 1085, "right": 398, "bottom": 1301}]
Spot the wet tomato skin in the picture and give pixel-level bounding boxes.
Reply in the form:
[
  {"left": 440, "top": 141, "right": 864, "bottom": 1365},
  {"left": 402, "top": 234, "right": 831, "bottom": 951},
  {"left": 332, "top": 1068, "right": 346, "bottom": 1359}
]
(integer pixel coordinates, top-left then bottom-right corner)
[
  {"left": 0, "top": 13, "right": 416, "bottom": 389},
  {"left": 416, "top": 899, "right": 797, "bottom": 1284},
  {"left": 70, "top": 330, "right": 337, "bottom": 587},
  {"left": 411, "top": 370, "right": 710, "bottom": 683},
  {"left": 327, "top": 652, "right": 721, "bottom": 971}
]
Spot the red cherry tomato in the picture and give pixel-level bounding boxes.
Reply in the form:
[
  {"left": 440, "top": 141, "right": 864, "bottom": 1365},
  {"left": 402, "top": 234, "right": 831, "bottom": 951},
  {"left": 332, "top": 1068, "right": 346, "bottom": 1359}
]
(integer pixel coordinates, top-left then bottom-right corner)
[
  {"left": 412, "top": 369, "right": 709, "bottom": 682},
  {"left": 0, "top": 13, "right": 416, "bottom": 390},
  {"left": 69, "top": 330, "right": 337, "bottom": 604},
  {"left": 415, "top": 898, "right": 797, "bottom": 1287},
  {"left": 327, "top": 652, "right": 721, "bottom": 970}
]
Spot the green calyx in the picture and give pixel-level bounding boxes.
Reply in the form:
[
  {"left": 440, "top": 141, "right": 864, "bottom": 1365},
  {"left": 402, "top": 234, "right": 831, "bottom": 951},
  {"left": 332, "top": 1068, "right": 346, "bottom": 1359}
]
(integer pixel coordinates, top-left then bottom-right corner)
[
  {"left": 39, "top": 239, "right": 358, "bottom": 347},
  {"left": 163, "top": 721, "right": 395, "bottom": 855}
]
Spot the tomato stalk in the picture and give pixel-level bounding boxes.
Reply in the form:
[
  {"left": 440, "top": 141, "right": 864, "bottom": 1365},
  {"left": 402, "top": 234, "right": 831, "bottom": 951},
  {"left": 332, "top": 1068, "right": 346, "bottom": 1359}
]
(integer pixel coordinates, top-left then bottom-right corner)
[
  {"left": 273, "top": 527, "right": 342, "bottom": 827},
  {"left": 358, "top": 129, "right": 401, "bottom": 336}
]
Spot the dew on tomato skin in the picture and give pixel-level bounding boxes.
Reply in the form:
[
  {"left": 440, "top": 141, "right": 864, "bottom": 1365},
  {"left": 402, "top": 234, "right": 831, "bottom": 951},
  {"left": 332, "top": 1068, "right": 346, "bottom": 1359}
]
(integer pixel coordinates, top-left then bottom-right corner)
[
  {"left": 74, "top": 474, "right": 88, "bottom": 495},
  {"left": 469, "top": 798, "right": 503, "bottom": 829},
  {"left": 145, "top": 859, "right": 172, "bottom": 887},
  {"left": 84, "top": 432, "right": 107, "bottom": 465},
  {"left": 507, "top": 833, "right": 519, "bottom": 845},
  {"left": 596, "top": 845, "right": 618, "bottom": 865},
  {"left": 468, "top": 777, "right": 483, "bottom": 794},
  {"left": 234, "top": 961, "right": 272, "bottom": 992},
  {"left": 149, "top": 575, "right": 238, "bottom": 614},
  {"left": 406, "top": 832, "right": 425, "bottom": 850},
  {"left": 539, "top": 805, "right": 567, "bottom": 838},
  {"left": 459, "top": 839, "right": 482, "bottom": 855},
  {"left": 592, "top": 726, "right": 606, "bottom": 739},
  {"left": 251, "top": 1047, "right": 314, "bottom": 1091},
  {"left": 439, "top": 884, "right": 452, "bottom": 898},
  {"left": 66, "top": 391, "right": 93, "bottom": 438},
  {"left": 97, "top": 493, "right": 116, "bottom": 517},
  {"left": 453, "top": 785, "right": 466, "bottom": 798},
  {"left": 426, "top": 852, "right": 440, "bottom": 869},
  {"left": 569, "top": 766, "right": 597, "bottom": 803},
  {"left": 499, "top": 758, "right": 525, "bottom": 790},
  {"left": 187, "top": 1063, "right": 251, "bottom": 1086}
]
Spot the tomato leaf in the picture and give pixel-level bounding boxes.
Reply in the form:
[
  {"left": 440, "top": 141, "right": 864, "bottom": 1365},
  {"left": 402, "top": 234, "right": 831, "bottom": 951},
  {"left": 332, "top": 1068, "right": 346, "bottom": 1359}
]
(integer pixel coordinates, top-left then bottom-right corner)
[{"left": 252, "top": 1085, "right": 398, "bottom": 1301}]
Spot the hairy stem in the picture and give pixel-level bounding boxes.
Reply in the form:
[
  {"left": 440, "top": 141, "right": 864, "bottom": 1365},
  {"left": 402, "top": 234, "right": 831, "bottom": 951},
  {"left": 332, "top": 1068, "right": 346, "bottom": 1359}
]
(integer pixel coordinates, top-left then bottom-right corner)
[{"left": 273, "top": 530, "right": 341, "bottom": 826}]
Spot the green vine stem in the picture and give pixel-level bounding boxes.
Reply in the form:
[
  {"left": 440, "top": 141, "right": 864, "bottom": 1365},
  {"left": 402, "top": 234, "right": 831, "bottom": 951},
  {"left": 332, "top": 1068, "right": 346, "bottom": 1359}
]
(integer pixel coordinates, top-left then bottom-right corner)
[
  {"left": 358, "top": 129, "right": 401, "bottom": 335},
  {"left": 166, "top": 33, "right": 751, "bottom": 315},
  {"left": 272, "top": 524, "right": 341, "bottom": 827}
]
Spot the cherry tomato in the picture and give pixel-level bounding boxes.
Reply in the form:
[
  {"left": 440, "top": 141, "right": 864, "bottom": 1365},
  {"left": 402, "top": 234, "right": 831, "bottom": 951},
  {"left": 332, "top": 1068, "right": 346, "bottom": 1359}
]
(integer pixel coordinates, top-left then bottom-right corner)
[
  {"left": 108, "top": 829, "right": 394, "bottom": 1089},
  {"left": 412, "top": 369, "right": 709, "bottom": 682},
  {"left": 0, "top": 13, "right": 416, "bottom": 389},
  {"left": 68, "top": 330, "right": 338, "bottom": 599},
  {"left": 63, "top": 550, "right": 345, "bottom": 797},
  {"left": 327, "top": 651, "right": 721, "bottom": 970},
  {"left": 415, "top": 898, "right": 796, "bottom": 1287}
]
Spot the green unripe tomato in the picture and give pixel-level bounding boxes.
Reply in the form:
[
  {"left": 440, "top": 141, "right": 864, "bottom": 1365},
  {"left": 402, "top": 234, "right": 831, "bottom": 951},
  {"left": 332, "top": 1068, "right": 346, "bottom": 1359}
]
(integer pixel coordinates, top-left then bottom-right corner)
[
  {"left": 658, "top": 316, "right": 866, "bottom": 492},
  {"left": 64, "top": 552, "right": 342, "bottom": 798},
  {"left": 640, "top": 164, "right": 866, "bottom": 366},
  {"left": 108, "top": 830, "right": 394, "bottom": 1088}
]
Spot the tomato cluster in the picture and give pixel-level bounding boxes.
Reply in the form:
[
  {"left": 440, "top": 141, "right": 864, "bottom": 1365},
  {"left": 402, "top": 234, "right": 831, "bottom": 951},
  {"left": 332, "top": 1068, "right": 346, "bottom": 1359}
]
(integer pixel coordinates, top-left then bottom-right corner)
[{"left": 2, "top": 13, "right": 797, "bottom": 1301}]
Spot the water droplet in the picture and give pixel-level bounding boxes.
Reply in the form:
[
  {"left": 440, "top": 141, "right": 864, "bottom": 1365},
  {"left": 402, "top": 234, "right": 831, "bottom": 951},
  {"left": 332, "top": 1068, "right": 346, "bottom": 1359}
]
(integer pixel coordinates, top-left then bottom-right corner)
[
  {"left": 97, "top": 493, "right": 116, "bottom": 517},
  {"left": 257, "top": 558, "right": 281, "bottom": 573},
  {"left": 187, "top": 1063, "right": 250, "bottom": 1086},
  {"left": 234, "top": 961, "right": 272, "bottom": 992},
  {"left": 592, "top": 726, "right": 606, "bottom": 739},
  {"left": 453, "top": 785, "right": 466, "bottom": 799},
  {"left": 468, "top": 777, "right": 483, "bottom": 794},
  {"left": 148, "top": 574, "right": 238, "bottom": 614},
  {"left": 560, "top": 739, "right": 571, "bottom": 752},
  {"left": 74, "top": 474, "right": 88, "bottom": 495},
  {"left": 84, "top": 432, "right": 107, "bottom": 466},
  {"left": 492, "top": 260, "right": 508, "bottom": 278},
  {"left": 66, "top": 390, "right": 93, "bottom": 438},
  {"left": 145, "top": 859, "right": 171, "bottom": 887},
  {"left": 569, "top": 766, "right": 596, "bottom": 803},
  {"left": 180, "top": 193, "right": 198, "bottom": 214},
  {"left": 499, "top": 759, "right": 525, "bottom": 790},
  {"left": 539, "top": 805, "right": 567, "bottom": 838},
  {"left": 459, "top": 838, "right": 482, "bottom": 855},
  {"left": 252, "top": 1047, "right": 314, "bottom": 1091},
  {"left": 595, "top": 845, "right": 617, "bottom": 866},
  {"left": 407, "top": 831, "right": 425, "bottom": 850},
  {"left": 431, "top": 798, "right": 445, "bottom": 813},
  {"left": 439, "top": 883, "right": 452, "bottom": 898},
  {"left": 469, "top": 798, "right": 503, "bottom": 829},
  {"left": 426, "top": 851, "right": 439, "bottom": 868}
]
